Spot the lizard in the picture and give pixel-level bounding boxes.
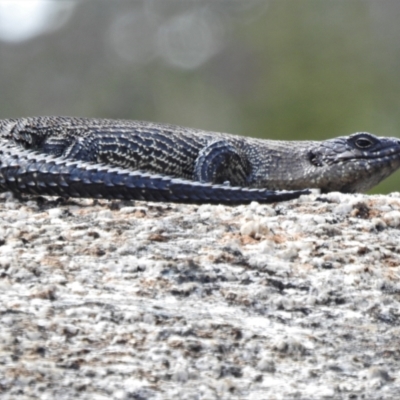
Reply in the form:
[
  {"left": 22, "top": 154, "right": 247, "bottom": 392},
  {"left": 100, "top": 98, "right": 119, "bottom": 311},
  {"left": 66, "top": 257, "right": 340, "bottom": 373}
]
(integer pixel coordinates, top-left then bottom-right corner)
[{"left": 0, "top": 116, "right": 399, "bottom": 204}]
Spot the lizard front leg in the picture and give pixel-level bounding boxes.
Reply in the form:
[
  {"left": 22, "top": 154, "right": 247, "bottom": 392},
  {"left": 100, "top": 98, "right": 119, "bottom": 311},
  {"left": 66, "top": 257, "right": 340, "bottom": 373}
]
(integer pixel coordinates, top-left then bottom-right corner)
[{"left": 194, "top": 140, "right": 251, "bottom": 186}]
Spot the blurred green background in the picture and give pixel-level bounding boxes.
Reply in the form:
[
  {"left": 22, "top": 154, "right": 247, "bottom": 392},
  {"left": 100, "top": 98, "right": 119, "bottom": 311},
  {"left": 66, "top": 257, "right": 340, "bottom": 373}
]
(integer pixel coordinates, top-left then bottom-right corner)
[{"left": 0, "top": 0, "right": 399, "bottom": 193}]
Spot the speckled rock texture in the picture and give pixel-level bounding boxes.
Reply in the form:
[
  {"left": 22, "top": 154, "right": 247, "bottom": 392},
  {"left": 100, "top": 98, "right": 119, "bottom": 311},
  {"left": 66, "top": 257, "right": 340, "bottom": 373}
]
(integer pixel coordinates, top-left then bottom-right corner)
[{"left": 0, "top": 191, "right": 400, "bottom": 399}]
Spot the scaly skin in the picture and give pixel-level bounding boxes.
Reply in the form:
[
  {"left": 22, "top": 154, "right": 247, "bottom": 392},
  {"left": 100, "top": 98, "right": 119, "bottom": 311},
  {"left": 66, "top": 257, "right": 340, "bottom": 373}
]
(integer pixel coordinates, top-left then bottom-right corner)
[
  {"left": 0, "top": 139, "right": 309, "bottom": 204},
  {"left": 0, "top": 116, "right": 399, "bottom": 203}
]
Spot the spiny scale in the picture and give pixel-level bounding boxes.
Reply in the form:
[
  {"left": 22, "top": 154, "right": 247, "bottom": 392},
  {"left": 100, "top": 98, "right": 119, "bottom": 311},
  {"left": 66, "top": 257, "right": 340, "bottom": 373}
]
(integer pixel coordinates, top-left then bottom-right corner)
[{"left": 0, "top": 140, "right": 309, "bottom": 204}]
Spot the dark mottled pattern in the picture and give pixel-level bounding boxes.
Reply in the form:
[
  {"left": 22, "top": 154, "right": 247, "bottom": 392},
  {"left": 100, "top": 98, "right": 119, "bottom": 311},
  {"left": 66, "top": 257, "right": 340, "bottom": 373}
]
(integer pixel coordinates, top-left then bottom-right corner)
[{"left": 0, "top": 117, "right": 399, "bottom": 204}]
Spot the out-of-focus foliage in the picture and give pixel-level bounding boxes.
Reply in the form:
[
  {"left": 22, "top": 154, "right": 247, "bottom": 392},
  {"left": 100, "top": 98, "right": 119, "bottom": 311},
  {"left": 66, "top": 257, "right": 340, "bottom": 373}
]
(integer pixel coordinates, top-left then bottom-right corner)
[{"left": 0, "top": 0, "right": 399, "bottom": 193}]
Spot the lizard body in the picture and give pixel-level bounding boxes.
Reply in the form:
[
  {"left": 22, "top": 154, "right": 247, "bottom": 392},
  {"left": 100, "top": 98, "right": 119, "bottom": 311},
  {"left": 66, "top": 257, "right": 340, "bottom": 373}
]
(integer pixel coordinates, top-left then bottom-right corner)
[{"left": 0, "top": 116, "right": 399, "bottom": 204}]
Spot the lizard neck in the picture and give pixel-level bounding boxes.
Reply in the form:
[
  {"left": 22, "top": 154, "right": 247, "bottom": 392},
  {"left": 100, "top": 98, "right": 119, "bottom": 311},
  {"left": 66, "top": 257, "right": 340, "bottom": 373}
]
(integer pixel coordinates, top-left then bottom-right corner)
[{"left": 246, "top": 140, "right": 314, "bottom": 190}]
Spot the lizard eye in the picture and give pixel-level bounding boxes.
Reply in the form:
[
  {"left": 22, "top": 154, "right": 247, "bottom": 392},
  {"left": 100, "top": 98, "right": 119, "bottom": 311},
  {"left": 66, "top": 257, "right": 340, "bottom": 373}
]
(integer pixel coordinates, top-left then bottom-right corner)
[
  {"left": 349, "top": 133, "right": 378, "bottom": 150},
  {"left": 354, "top": 138, "right": 373, "bottom": 149}
]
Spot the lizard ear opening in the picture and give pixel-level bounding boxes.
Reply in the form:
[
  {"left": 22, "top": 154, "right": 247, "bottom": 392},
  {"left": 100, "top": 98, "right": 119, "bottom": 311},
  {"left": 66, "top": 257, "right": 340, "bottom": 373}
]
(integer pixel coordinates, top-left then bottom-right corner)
[{"left": 308, "top": 150, "right": 323, "bottom": 167}]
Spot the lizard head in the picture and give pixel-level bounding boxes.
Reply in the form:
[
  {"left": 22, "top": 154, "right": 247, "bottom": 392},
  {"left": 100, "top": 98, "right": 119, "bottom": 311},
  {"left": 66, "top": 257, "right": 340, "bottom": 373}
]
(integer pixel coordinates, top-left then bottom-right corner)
[{"left": 306, "top": 132, "right": 400, "bottom": 193}]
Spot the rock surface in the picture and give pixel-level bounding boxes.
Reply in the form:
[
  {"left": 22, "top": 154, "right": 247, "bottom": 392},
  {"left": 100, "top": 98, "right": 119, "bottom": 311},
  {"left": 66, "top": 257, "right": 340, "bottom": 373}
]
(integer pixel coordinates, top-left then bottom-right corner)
[{"left": 0, "top": 191, "right": 400, "bottom": 399}]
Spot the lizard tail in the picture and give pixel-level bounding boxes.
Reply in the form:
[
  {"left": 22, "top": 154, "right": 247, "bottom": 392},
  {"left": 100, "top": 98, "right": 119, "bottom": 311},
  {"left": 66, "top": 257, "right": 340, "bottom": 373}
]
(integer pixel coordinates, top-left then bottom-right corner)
[{"left": 0, "top": 142, "right": 310, "bottom": 205}]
